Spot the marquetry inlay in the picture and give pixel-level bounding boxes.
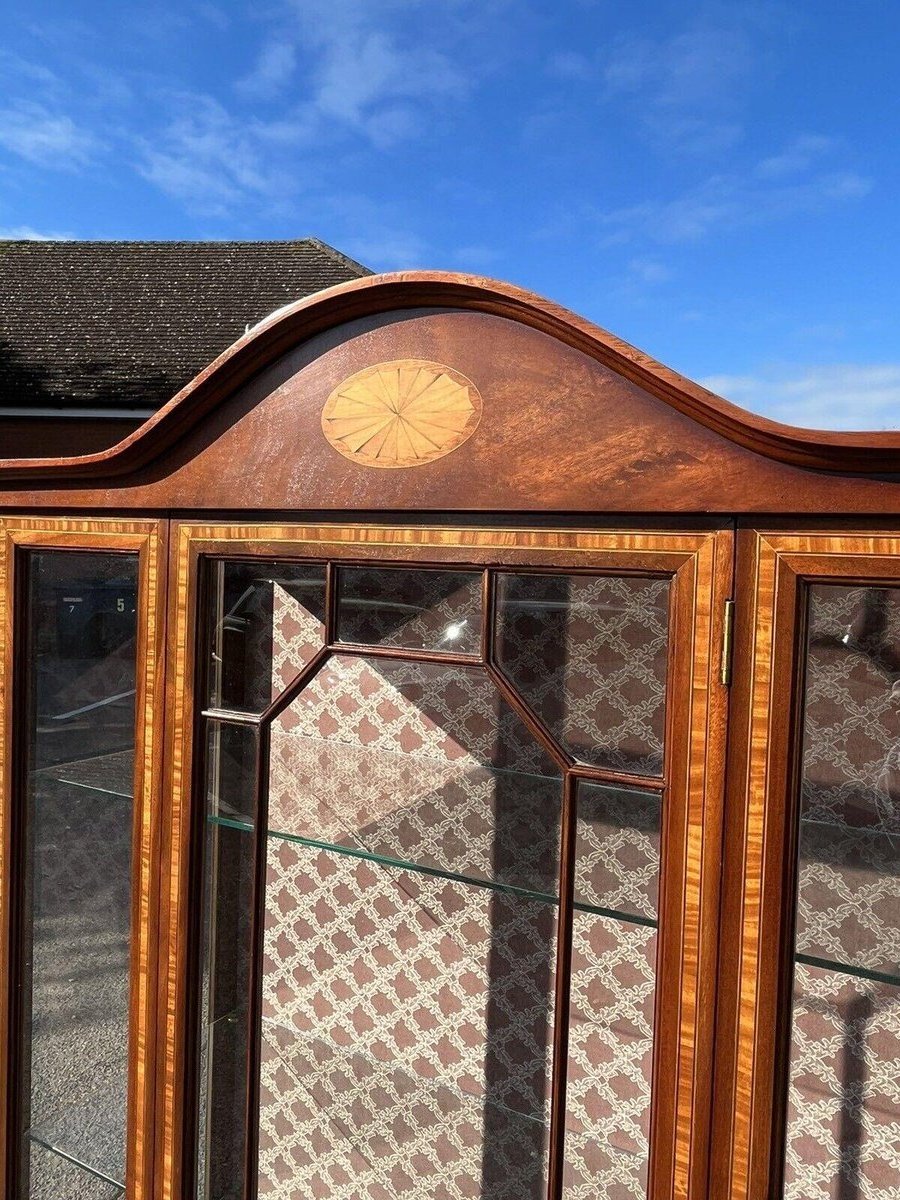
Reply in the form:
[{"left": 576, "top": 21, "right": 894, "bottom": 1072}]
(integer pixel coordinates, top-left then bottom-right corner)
[{"left": 321, "top": 359, "right": 482, "bottom": 468}]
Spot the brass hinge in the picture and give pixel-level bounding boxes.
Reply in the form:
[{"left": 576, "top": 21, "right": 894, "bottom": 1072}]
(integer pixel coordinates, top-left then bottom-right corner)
[{"left": 720, "top": 598, "right": 735, "bottom": 686}]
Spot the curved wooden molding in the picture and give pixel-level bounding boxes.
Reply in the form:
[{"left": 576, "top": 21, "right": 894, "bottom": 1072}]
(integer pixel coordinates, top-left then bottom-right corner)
[{"left": 2, "top": 271, "right": 899, "bottom": 479}]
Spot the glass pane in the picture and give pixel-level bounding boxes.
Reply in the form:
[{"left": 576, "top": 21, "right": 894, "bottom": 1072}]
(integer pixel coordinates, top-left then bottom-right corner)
[
  {"left": 197, "top": 721, "right": 258, "bottom": 1200},
  {"left": 564, "top": 781, "right": 659, "bottom": 1199},
  {"left": 338, "top": 566, "right": 482, "bottom": 655},
  {"left": 260, "top": 655, "right": 562, "bottom": 1198},
  {"left": 495, "top": 573, "right": 669, "bottom": 775},
  {"left": 784, "top": 585, "right": 900, "bottom": 1199},
  {"left": 205, "top": 560, "right": 326, "bottom": 715},
  {"left": 19, "top": 551, "right": 138, "bottom": 1195}
]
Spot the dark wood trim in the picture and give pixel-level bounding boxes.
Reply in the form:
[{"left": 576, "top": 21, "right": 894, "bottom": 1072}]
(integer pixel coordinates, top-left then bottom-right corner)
[{"left": 546, "top": 772, "right": 577, "bottom": 1200}]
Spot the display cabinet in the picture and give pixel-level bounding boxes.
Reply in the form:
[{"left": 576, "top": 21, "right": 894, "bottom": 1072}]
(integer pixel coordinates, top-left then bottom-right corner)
[{"left": 0, "top": 272, "right": 896, "bottom": 1200}]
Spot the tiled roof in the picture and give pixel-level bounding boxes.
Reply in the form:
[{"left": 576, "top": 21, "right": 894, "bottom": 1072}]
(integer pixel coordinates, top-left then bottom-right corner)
[{"left": 0, "top": 239, "right": 370, "bottom": 414}]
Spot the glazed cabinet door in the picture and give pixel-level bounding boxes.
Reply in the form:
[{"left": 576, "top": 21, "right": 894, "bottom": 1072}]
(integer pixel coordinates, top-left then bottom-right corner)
[
  {"left": 160, "top": 524, "right": 733, "bottom": 1200},
  {"left": 713, "top": 532, "right": 900, "bottom": 1200},
  {"left": 0, "top": 518, "right": 167, "bottom": 1200}
]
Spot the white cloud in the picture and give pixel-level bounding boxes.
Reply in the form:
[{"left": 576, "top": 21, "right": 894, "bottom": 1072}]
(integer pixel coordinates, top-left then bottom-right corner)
[
  {"left": 628, "top": 256, "right": 671, "bottom": 284},
  {"left": 605, "top": 27, "right": 753, "bottom": 108},
  {"left": 342, "top": 228, "right": 430, "bottom": 270},
  {"left": 755, "top": 134, "right": 835, "bottom": 179},
  {"left": 595, "top": 22, "right": 758, "bottom": 153},
  {"left": 595, "top": 138, "right": 872, "bottom": 245},
  {"left": 236, "top": 42, "right": 297, "bottom": 98},
  {"left": 0, "top": 101, "right": 98, "bottom": 168},
  {"left": 137, "top": 93, "right": 298, "bottom": 216},
  {"left": 0, "top": 225, "right": 72, "bottom": 240},
  {"left": 702, "top": 364, "right": 900, "bottom": 430}
]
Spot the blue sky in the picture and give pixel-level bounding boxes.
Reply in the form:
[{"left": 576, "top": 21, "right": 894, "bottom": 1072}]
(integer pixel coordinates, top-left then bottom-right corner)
[{"left": 1, "top": 1, "right": 898, "bottom": 429}]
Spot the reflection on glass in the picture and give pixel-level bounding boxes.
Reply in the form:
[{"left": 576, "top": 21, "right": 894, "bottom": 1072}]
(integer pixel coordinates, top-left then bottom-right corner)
[
  {"left": 259, "top": 655, "right": 562, "bottom": 1198},
  {"left": 206, "top": 560, "right": 326, "bottom": 714},
  {"left": 784, "top": 585, "right": 900, "bottom": 1200},
  {"left": 495, "top": 573, "right": 669, "bottom": 775},
  {"left": 337, "top": 566, "right": 483, "bottom": 655},
  {"left": 28, "top": 1141, "right": 124, "bottom": 1200},
  {"left": 197, "top": 721, "right": 258, "bottom": 1200},
  {"left": 20, "top": 550, "right": 138, "bottom": 1197},
  {"left": 564, "top": 782, "right": 659, "bottom": 1200}
]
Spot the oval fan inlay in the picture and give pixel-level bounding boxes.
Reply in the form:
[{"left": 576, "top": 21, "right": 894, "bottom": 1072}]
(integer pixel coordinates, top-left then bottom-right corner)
[{"left": 321, "top": 359, "right": 482, "bottom": 468}]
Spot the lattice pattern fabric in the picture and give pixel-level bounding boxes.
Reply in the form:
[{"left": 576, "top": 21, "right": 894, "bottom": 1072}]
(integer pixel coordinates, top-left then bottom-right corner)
[
  {"left": 259, "top": 842, "right": 557, "bottom": 1200},
  {"left": 564, "top": 913, "right": 657, "bottom": 1200},
  {"left": 785, "top": 964, "right": 900, "bottom": 1200},
  {"left": 275, "top": 655, "right": 553, "bottom": 776},
  {"left": 786, "top": 585, "right": 900, "bottom": 1198},
  {"left": 575, "top": 783, "right": 660, "bottom": 923},
  {"left": 338, "top": 568, "right": 483, "bottom": 655},
  {"left": 495, "top": 574, "right": 669, "bottom": 775}
]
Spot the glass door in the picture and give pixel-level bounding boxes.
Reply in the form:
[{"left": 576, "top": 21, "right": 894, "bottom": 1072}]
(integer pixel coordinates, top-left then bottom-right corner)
[
  {"left": 713, "top": 531, "right": 900, "bottom": 1200},
  {"left": 161, "top": 524, "right": 732, "bottom": 1200},
  {"left": 0, "top": 518, "right": 166, "bottom": 1200}
]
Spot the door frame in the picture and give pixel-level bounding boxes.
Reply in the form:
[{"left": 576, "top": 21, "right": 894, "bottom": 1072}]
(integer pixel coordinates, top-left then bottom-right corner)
[
  {"left": 159, "top": 521, "right": 732, "bottom": 1200},
  {"left": 712, "top": 529, "right": 900, "bottom": 1200},
  {"left": 0, "top": 515, "right": 168, "bottom": 1200}
]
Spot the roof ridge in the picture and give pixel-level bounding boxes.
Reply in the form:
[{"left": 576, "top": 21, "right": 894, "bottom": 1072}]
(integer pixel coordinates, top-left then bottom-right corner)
[
  {"left": 301, "top": 236, "right": 372, "bottom": 276},
  {"left": 0, "top": 238, "right": 367, "bottom": 251}
]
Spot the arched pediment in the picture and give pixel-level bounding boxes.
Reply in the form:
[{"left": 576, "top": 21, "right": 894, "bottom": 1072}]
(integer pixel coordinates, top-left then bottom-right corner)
[{"left": 1, "top": 272, "right": 898, "bottom": 513}]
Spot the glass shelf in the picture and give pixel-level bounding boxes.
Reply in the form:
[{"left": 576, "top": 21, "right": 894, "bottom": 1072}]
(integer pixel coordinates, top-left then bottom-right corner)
[
  {"left": 26, "top": 1129, "right": 125, "bottom": 1194},
  {"left": 794, "top": 952, "right": 900, "bottom": 988},
  {"left": 34, "top": 750, "right": 134, "bottom": 802},
  {"left": 207, "top": 815, "right": 657, "bottom": 929}
]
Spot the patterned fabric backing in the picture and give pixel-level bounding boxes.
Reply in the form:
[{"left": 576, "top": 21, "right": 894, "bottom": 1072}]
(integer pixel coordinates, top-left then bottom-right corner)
[
  {"left": 338, "top": 568, "right": 483, "bottom": 656},
  {"left": 259, "top": 843, "right": 557, "bottom": 1200},
  {"left": 786, "top": 586, "right": 900, "bottom": 1199},
  {"left": 27, "top": 756, "right": 133, "bottom": 1196},
  {"left": 495, "top": 574, "right": 669, "bottom": 775},
  {"left": 785, "top": 965, "right": 900, "bottom": 1199},
  {"left": 565, "top": 914, "right": 657, "bottom": 1200},
  {"left": 269, "top": 655, "right": 561, "bottom": 895},
  {"left": 575, "top": 783, "right": 660, "bottom": 923}
]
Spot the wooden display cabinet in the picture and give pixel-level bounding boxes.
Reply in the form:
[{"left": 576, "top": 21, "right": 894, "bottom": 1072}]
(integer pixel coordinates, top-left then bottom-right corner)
[{"left": 0, "top": 273, "right": 895, "bottom": 1200}]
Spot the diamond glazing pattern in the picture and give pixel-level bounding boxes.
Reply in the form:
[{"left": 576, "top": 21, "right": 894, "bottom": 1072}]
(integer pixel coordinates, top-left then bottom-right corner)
[
  {"left": 785, "top": 586, "right": 900, "bottom": 1199},
  {"left": 197, "top": 562, "right": 671, "bottom": 1200}
]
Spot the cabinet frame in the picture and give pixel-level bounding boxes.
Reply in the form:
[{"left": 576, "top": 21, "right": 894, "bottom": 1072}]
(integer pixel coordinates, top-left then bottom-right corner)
[
  {"left": 0, "top": 516, "right": 168, "bottom": 1200},
  {"left": 159, "top": 521, "right": 732, "bottom": 1200}
]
